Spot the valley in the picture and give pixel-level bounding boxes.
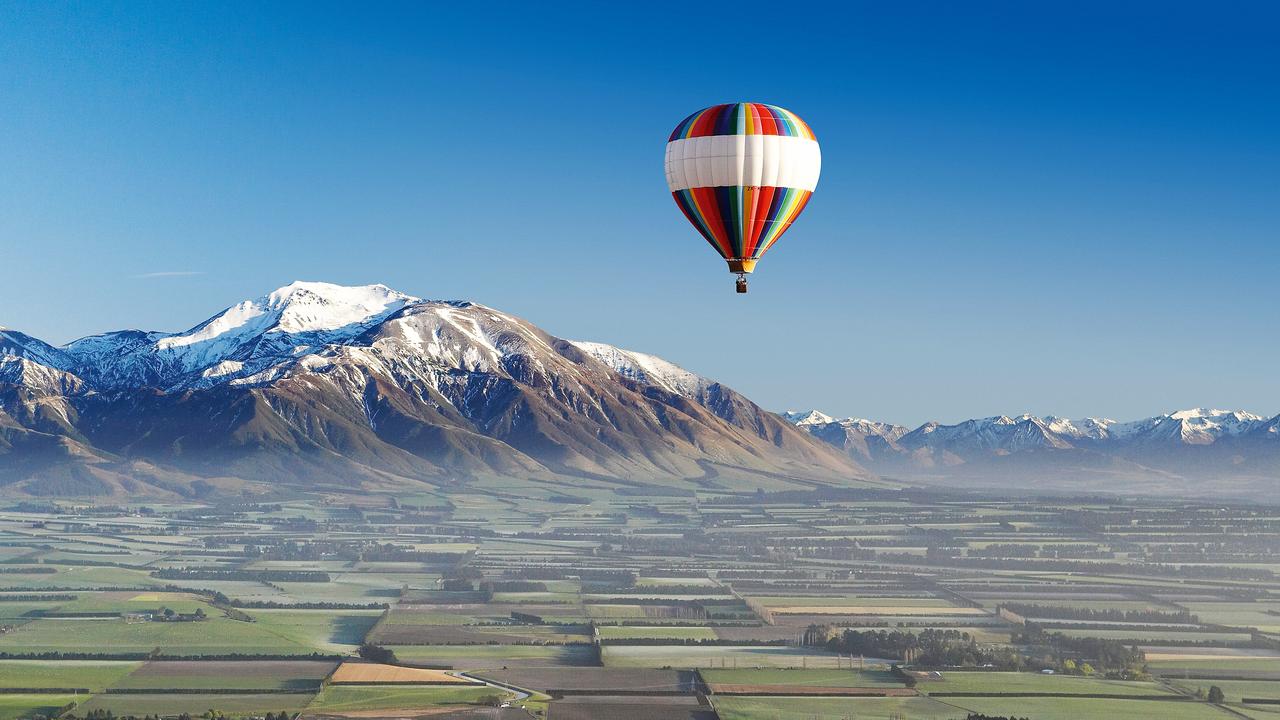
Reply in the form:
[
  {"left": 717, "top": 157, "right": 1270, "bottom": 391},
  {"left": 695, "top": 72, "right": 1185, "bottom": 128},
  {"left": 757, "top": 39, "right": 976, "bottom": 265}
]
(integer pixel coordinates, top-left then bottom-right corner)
[{"left": 0, "top": 484, "right": 1273, "bottom": 719}]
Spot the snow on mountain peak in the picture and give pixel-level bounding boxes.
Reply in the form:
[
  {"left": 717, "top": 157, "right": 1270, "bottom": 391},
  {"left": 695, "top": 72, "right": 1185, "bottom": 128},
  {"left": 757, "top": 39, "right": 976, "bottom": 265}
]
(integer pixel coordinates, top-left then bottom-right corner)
[
  {"left": 779, "top": 411, "right": 911, "bottom": 447},
  {"left": 1043, "top": 416, "right": 1116, "bottom": 440},
  {"left": 159, "top": 281, "right": 416, "bottom": 351},
  {"left": 571, "top": 341, "right": 710, "bottom": 398},
  {"left": 0, "top": 328, "right": 72, "bottom": 370},
  {"left": 1169, "top": 408, "right": 1262, "bottom": 423},
  {"left": 783, "top": 410, "right": 836, "bottom": 426}
]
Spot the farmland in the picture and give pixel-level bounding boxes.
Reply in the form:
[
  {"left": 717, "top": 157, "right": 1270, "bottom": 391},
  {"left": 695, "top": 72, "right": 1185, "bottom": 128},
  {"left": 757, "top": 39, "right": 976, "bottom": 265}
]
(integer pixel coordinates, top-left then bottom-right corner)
[{"left": 0, "top": 487, "right": 1271, "bottom": 720}]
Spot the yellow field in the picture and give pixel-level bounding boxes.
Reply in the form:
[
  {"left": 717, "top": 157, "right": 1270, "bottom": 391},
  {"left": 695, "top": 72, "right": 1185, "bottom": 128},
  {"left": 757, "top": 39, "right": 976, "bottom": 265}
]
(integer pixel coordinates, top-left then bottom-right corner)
[
  {"left": 771, "top": 606, "right": 989, "bottom": 616},
  {"left": 329, "top": 663, "right": 476, "bottom": 684}
]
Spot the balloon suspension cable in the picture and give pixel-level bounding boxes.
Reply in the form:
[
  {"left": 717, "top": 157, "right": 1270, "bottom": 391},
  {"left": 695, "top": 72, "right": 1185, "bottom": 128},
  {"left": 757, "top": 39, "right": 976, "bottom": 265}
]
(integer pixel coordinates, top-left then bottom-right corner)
[{"left": 735, "top": 273, "right": 748, "bottom": 294}]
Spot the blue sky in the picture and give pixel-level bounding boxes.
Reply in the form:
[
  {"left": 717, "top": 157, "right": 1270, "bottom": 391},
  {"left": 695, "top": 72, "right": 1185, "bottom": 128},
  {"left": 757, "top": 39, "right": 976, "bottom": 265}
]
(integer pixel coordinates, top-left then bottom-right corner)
[{"left": 2, "top": 1, "right": 1277, "bottom": 425}]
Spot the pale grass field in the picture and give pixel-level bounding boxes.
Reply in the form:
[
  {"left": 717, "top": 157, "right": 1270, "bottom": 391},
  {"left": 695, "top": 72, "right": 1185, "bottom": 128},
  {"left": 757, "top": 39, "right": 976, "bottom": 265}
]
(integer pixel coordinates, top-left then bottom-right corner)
[{"left": 770, "top": 606, "right": 988, "bottom": 616}]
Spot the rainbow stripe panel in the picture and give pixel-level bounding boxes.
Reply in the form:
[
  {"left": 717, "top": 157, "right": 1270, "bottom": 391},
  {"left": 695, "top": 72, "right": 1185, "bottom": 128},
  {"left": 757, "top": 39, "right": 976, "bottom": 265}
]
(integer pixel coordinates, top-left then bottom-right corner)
[
  {"left": 672, "top": 186, "right": 813, "bottom": 261},
  {"left": 669, "top": 103, "right": 816, "bottom": 141},
  {"left": 665, "top": 103, "right": 820, "bottom": 265}
]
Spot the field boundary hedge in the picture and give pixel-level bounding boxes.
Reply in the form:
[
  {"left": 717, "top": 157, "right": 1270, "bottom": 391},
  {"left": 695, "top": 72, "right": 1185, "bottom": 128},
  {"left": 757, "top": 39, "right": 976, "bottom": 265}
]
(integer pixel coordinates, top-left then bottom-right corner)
[
  {"left": 927, "top": 692, "right": 1192, "bottom": 700},
  {"left": 0, "top": 688, "right": 91, "bottom": 694},
  {"left": 327, "top": 676, "right": 481, "bottom": 681},
  {"left": 0, "top": 652, "right": 343, "bottom": 661},
  {"left": 102, "top": 688, "right": 320, "bottom": 695}
]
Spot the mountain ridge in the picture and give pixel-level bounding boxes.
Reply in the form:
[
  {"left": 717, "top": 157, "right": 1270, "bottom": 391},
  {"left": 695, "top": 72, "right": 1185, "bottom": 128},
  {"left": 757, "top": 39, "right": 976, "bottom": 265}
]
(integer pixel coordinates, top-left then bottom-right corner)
[
  {"left": 0, "top": 282, "right": 868, "bottom": 498},
  {"left": 784, "top": 407, "right": 1280, "bottom": 498}
]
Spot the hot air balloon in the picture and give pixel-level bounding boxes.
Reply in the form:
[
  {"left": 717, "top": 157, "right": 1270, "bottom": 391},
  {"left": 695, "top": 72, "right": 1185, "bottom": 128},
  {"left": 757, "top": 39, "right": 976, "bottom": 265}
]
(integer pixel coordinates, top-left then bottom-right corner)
[{"left": 665, "top": 103, "right": 821, "bottom": 293}]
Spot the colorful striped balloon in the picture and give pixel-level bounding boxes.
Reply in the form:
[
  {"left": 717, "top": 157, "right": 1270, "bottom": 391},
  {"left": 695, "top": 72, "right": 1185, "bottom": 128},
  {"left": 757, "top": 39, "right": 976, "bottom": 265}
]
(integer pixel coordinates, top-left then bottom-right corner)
[{"left": 664, "top": 103, "right": 820, "bottom": 289}]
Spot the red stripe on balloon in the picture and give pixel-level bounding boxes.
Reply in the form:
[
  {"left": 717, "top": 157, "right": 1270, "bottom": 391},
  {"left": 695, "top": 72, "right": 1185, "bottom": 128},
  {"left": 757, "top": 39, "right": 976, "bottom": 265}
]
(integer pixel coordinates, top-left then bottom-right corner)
[
  {"left": 691, "top": 186, "right": 732, "bottom": 258},
  {"left": 747, "top": 186, "right": 777, "bottom": 258}
]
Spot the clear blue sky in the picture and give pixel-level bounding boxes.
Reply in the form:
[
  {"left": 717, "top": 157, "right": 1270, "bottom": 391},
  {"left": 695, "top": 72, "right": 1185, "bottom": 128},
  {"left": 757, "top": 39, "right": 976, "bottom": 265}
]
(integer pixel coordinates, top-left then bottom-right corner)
[{"left": 2, "top": 1, "right": 1277, "bottom": 425}]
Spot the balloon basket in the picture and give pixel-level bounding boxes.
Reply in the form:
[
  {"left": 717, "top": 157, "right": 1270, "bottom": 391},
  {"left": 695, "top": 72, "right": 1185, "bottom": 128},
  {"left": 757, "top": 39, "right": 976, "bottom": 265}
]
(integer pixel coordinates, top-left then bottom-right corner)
[{"left": 735, "top": 275, "right": 748, "bottom": 294}]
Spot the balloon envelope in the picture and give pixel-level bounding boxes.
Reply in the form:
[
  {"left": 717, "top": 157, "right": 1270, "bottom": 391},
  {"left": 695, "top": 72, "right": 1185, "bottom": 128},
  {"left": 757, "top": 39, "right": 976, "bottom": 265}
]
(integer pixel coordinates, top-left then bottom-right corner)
[{"left": 664, "top": 103, "right": 820, "bottom": 274}]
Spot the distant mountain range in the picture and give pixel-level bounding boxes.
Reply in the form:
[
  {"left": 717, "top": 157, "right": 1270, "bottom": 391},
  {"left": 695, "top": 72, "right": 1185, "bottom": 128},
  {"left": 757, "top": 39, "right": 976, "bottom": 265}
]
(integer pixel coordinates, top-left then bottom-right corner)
[
  {"left": 3, "top": 281, "right": 1274, "bottom": 501},
  {"left": 0, "top": 282, "right": 863, "bottom": 498},
  {"left": 782, "top": 408, "right": 1280, "bottom": 500}
]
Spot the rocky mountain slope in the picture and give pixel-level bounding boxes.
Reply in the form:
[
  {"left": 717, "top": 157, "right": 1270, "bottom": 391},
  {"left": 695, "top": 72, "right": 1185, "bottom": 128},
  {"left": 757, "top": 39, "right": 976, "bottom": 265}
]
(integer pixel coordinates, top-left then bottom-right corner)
[{"left": 0, "top": 282, "right": 866, "bottom": 498}]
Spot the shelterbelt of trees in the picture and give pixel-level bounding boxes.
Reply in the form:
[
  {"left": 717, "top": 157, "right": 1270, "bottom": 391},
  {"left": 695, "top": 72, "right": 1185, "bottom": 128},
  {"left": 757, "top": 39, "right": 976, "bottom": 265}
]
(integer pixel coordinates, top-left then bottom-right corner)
[
  {"left": 804, "top": 626, "right": 1146, "bottom": 675},
  {"left": 1000, "top": 603, "right": 1198, "bottom": 624}
]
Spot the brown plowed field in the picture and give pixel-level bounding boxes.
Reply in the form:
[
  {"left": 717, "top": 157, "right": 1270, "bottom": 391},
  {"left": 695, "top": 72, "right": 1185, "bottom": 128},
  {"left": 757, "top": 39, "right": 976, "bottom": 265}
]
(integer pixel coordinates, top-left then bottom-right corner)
[{"left": 329, "top": 663, "right": 477, "bottom": 685}]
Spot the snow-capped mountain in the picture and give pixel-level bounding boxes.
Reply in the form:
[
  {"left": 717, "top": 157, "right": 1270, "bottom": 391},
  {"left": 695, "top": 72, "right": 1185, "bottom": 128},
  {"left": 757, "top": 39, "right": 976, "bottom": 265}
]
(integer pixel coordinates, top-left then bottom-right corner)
[
  {"left": 785, "top": 407, "right": 1280, "bottom": 498},
  {"left": 789, "top": 408, "right": 1279, "bottom": 452},
  {"left": 571, "top": 342, "right": 712, "bottom": 398},
  {"left": 0, "top": 282, "right": 862, "bottom": 497},
  {"left": 0, "top": 328, "right": 73, "bottom": 370},
  {"left": 1107, "top": 409, "right": 1268, "bottom": 444},
  {"left": 59, "top": 282, "right": 417, "bottom": 391},
  {"left": 779, "top": 411, "right": 910, "bottom": 464}
]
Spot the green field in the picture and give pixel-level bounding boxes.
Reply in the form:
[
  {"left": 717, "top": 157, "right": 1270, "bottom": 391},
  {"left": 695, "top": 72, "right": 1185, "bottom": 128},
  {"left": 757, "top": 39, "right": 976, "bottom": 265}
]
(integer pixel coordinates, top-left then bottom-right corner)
[
  {"left": 0, "top": 616, "right": 318, "bottom": 655},
  {"left": 305, "top": 684, "right": 507, "bottom": 712},
  {"left": 0, "top": 660, "right": 140, "bottom": 691},
  {"left": 0, "top": 567, "right": 157, "bottom": 591},
  {"left": 110, "top": 660, "right": 336, "bottom": 691},
  {"left": 0, "top": 695, "right": 80, "bottom": 720},
  {"left": 747, "top": 596, "right": 955, "bottom": 608},
  {"left": 1168, "top": 678, "right": 1280, "bottom": 702},
  {"left": 0, "top": 478, "right": 1273, "bottom": 720},
  {"left": 247, "top": 609, "right": 383, "bottom": 652},
  {"left": 388, "top": 643, "right": 595, "bottom": 669},
  {"left": 714, "top": 695, "right": 961, "bottom": 720},
  {"left": 597, "top": 625, "right": 718, "bottom": 641},
  {"left": 602, "top": 645, "right": 844, "bottom": 669},
  {"left": 921, "top": 671, "right": 1175, "bottom": 696},
  {"left": 946, "top": 697, "right": 1233, "bottom": 720},
  {"left": 1147, "top": 656, "right": 1280, "bottom": 674},
  {"left": 76, "top": 693, "right": 318, "bottom": 717},
  {"left": 702, "top": 668, "right": 906, "bottom": 688},
  {"left": 52, "top": 591, "right": 208, "bottom": 615},
  {"left": 1057, "top": 628, "right": 1253, "bottom": 643}
]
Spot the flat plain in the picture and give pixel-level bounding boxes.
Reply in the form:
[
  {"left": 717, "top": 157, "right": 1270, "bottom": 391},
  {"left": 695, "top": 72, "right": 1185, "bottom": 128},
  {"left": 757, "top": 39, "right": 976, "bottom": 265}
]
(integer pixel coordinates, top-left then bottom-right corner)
[{"left": 0, "top": 486, "right": 1272, "bottom": 720}]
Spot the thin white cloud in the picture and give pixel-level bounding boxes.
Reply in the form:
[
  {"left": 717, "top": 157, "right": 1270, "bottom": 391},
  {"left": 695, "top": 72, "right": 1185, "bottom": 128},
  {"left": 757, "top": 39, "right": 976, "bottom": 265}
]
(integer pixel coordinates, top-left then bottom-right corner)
[{"left": 131, "top": 271, "right": 205, "bottom": 279}]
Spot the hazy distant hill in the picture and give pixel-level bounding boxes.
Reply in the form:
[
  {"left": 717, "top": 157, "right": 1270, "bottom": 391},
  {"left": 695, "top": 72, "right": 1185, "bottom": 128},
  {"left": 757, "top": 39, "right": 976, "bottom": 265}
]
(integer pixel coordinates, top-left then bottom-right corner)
[
  {"left": 784, "top": 408, "right": 1280, "bottom": 500},
  {"left": 0, "top": 282, "right": 865, "bottom": 498}
]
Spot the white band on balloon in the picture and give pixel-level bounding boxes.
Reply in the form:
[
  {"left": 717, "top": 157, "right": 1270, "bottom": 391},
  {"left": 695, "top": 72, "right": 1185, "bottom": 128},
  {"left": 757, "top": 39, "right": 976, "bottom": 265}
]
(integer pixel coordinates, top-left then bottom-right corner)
[{"left": 664, "top": 135, "right": 821, "bottom": 192}]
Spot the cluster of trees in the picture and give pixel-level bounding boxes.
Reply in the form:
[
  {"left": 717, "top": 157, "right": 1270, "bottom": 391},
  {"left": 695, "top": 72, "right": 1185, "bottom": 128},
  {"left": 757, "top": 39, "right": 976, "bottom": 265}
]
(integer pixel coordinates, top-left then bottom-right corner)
[
  {"left": 478, "top": 580, "right": 547, "bottom": 593},
  {"left": 1002, "top": 604, "right": 1198, "bottom": 624},
  {"left": 0, "top": 594, "right": 76, "bottom": 602},
  {"left": 228, "top": 600, "right": 388, "bottom": 610},
  {"left": 599, "top": 637, "right": 790, "bottom": 647},
  {"left": 968, "top": 544, "right": 1114, "bottom": 560},
  {"left": 66, "top": 707, "right": 294, "bottom": 712},
  {"left": 151, "top": 607, "right": 207, "bottom": 622},
  {"left": 152, "top": 569, "right": 330, "bottom": 583},
  {"left": 235, "top": 535, "right": 465, "bottom": 563},
  {"left": 358, "top": 644, "right": 397, "bottom": 664},
  {"left": 496, "top": 568, "right": 637, "bottom": 586},
  {"left": 1015, "top": 624, "right": 1146, "bottom": 671},
  {"left": 878, "top": 552, "right": 1276, "bottom": 580},
  {"left": 1058, "top": 659, "right": 1098, "bottom": 676},
  {"left": 809, "top": 627, "right": 1021, "bottom": 669},
  {"left": 1, "top": 651, "right": 341, "bottom": 662},
  {"left": 807, "top": 624, "right": 1143, "bottom": 674}
]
